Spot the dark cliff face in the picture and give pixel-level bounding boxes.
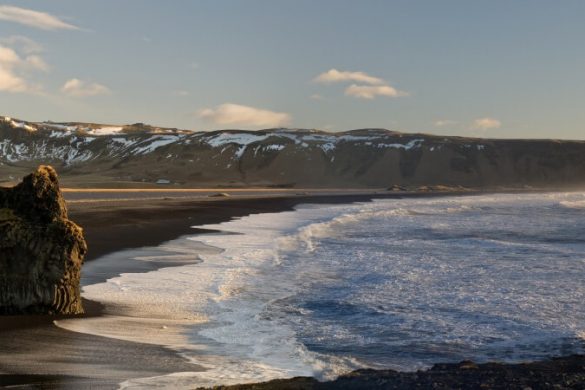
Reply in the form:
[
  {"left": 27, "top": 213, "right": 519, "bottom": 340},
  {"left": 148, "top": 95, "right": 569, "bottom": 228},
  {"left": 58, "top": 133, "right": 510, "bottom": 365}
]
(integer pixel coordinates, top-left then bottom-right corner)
[
  {"left": 2, "top": 117, "right": 585, "bottom": 188},
  {"left": 0, "top": 166, "right": 87, "bottom": 314}
]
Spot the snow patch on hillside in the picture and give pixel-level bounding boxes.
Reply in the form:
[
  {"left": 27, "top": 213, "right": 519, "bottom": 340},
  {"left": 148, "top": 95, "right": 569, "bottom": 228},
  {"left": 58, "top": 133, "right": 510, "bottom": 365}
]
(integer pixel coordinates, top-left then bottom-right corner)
[
  {"left": 110, "top": 137, "right": 136, "bottom": 147},
  {"left": 198, "top": 131, "right": 424, "bottom": 159},
  {"left": 0, "top": 140, "right": 29, "bottom": 162},
  {"left": 263, "top": 144, "right": 285, "bottom": 151},
  {"left": 2, "top": 117, "right": 36, "bottom": 132},
  {"left": 131, "top": 135, "right": 182, "bottom": 155},
  {"left": 203, "top": 132, "right": 270, "bottom": 147},
  {"left": 0, "top": 126, "right": 429, "bottom": 166},
  {"left": 49, "top": 130, "right": 73, "bottom": 138},
  {"left": 87, "top": 127, "right": 124, "bottom": 136},
  {"left": 43, "top": 123, "right": 78, "bottom": 132},
  {"left": 377, "top": 138, "right": 424, "bottom": 150}
]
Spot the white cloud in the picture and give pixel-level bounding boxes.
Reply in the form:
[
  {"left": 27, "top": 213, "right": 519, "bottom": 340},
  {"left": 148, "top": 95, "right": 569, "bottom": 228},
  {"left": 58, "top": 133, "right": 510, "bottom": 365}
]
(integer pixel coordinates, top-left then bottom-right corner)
[
  {"left": 310, "top": 93, "right": 324, "bottom": 100},
  {"left": 0, "top": 66, "right": 26, "bottom": 92},
  {"left": 0, "top": 45, "right": 19, "bottom": 65},
  {"left": 472, "top": 117, "right": 501, "bottom": 130},
  {"left": 314, "top": 68, "right": 408, "bottom": 100},
  {"left": 61, "top": 78, "right": 111, "bottom": 97},
  {"left": 0, "top": 5, "right": 78, "bottom": 30},
  {"left": 0, "top": 35, "right": 42, "bottom": 54},
  {"left": 198, "top": 103, "right": 291, "bottom": 128},
  {"left": 313, "top": 68, "right": 385, "bottom": 85},
  {"left": 0, "top": 39, "right": 46, "bottom": 93},
  {"left": 434, "top": 119, "right": 458, "bottom": 127},
  {"left": 344, "top": 84, "right": 408, "bottom": 99},
  {"left": 24, "top": 55, "right": 49, "bottom": 71}
]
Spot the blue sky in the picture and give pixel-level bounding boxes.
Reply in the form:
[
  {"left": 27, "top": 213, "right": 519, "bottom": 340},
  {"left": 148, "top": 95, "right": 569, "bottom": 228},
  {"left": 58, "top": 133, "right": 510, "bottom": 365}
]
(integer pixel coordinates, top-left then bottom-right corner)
[{"left": 0, "top": 1, "right": 584, "bottom": 139}]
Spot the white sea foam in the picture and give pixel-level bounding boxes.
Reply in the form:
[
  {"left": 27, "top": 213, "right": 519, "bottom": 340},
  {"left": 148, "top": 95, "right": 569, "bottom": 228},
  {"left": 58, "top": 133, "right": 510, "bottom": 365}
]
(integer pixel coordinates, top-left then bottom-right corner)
[
  {"left": 57, "top": 206, "right": 358, "bottom": 387},
  {"left": 559, "top": 199, "right": 585, "bottom": 209}
]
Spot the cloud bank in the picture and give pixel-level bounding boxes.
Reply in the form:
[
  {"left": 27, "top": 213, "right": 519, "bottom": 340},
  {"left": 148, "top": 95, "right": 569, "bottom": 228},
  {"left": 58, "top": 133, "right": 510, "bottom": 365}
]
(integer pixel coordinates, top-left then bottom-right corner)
[
  {"left": 0, "top": 36, "right": 43, "bottom": 54},
  {"left": 314, "top": 69, "right": 385, "bottom": 85},
  {"left": 199, "top": 103, "right": 291, "bottom": 128},
  {"left": 314, "top": 68, "right": 408, "bottom": 100},
  {"left": 0, "top": 38, "right": 47, "bottom": 93},
  {"left": 472, "top": 117, "right": 502, "bottom": 130},
  {"left": 0, "top": 5, "right": 78, "bottom": 30},
  {"left": 61, "top": 78, "right": 111, "bottom": 97},
  {"left": 345, "top": 84, "right": 408, "bottom": 99}
]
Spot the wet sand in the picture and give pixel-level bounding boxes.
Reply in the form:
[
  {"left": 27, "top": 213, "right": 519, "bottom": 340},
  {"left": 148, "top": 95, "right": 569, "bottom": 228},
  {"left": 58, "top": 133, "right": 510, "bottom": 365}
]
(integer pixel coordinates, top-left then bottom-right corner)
[
  {"left": 67, "top": 189, "right": 452, "bottom": 261},
  {"left": 0, "top": 301, "right": 200, "bottom": 389},
  {"left": 1, "top": 189, "right": 428, "bottom": 388}
]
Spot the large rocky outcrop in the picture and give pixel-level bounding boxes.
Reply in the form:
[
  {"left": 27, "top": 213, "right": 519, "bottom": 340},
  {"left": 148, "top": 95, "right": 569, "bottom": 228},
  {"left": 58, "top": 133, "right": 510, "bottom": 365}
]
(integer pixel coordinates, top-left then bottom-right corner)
[{"left": 0, "top": 166, "right": 86, "bottom": 314}]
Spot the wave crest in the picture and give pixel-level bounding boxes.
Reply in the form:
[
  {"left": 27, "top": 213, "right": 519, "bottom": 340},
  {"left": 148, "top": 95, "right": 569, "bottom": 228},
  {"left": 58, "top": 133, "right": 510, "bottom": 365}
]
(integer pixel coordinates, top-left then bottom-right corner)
[{"left": 559, "top": 200, "right": 585, "bottom": 209}]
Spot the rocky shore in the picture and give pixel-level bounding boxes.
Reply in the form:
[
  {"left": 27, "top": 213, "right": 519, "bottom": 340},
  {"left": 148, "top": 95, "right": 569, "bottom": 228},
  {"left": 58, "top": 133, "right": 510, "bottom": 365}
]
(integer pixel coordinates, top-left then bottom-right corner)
[{"left": 207, "top": 355, "right": 585, "bottom": 390}]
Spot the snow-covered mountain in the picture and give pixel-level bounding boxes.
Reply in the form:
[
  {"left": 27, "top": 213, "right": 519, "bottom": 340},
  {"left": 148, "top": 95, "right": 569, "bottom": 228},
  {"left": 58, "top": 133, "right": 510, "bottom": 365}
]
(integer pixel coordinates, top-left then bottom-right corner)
[{"left": 2, "top": 115, "right": 585, "bottom": 188}]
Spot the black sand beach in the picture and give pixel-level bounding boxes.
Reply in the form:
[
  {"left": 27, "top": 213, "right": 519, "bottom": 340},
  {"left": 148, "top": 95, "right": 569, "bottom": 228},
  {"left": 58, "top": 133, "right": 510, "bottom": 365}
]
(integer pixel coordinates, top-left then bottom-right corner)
[
  {"left": 68, "top": 190, "right": 446, "bottom": 261},
  {"left": 0, "top": 190, "right": 416, "bottom": 388},
  {"left": 1, "top": 189, "right": 584, "bottom": 389}
]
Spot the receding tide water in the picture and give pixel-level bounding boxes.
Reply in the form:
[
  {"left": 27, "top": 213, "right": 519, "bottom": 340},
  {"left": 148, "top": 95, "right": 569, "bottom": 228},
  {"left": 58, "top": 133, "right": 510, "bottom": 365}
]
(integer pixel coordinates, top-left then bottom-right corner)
[{"left": 57, "top": 193, "right": 585, "bottom": 388}]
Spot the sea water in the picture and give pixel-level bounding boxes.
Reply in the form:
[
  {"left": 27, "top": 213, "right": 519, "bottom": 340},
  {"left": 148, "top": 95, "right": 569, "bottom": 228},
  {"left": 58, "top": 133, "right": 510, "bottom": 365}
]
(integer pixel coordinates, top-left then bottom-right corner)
[{"left": 57, "top": 193, "right": 585, "bottom": 388}]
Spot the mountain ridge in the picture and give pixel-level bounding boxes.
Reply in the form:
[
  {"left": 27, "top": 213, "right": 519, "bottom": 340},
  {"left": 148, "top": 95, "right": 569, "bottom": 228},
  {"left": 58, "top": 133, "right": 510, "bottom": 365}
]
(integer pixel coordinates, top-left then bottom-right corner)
[{"left": 2, "top": 115, "right": 585, "bottom": 189}]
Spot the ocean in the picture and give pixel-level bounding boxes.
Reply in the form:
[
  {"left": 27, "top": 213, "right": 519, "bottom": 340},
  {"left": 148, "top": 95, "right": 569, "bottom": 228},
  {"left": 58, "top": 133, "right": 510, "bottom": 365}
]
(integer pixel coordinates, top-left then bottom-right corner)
[{"left": 57, "top": 193, "right": 585, "bottom": 388}]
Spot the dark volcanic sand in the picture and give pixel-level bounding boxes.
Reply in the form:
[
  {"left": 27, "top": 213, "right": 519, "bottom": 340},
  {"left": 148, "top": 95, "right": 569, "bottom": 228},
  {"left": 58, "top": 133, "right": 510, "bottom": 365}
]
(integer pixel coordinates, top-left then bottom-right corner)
[
  {"left": 2, "top": 191, "right": 414, "bottom": 388},
  {"left": 0, "top": 301, "right": 199, "bottom": 389},
  {"left": 1, "top": 190, "right": 584, "bottom": 389},
  {"left": 69, "top": 191, "right": 440, "bottom": 261}
]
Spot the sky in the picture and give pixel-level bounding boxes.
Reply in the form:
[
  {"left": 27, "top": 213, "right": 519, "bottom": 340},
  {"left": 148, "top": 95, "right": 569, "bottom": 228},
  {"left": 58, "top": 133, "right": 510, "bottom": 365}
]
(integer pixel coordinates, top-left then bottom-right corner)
[{"left": 0, "top": 1, "right": 584, "bottom": 139}]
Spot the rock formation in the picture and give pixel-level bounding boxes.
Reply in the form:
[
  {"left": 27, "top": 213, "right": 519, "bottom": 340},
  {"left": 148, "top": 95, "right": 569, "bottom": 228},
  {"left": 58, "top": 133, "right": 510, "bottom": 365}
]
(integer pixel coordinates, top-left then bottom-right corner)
[{"left": 0, "top": 166, "right": 86, "bottom": 314}]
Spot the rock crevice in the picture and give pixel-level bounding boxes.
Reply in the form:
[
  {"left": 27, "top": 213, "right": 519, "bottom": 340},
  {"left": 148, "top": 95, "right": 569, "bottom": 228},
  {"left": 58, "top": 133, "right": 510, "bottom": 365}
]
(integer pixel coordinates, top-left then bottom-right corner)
[{"left": 0, "top": 166, "right": 86, "bottom": 314}]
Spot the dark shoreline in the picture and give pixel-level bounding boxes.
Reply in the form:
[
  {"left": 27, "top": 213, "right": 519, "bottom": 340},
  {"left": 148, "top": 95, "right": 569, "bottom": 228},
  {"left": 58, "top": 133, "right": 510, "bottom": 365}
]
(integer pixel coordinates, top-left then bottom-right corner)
[
  {"left": 3, "top": 191, "right": 432, "bottom": 388},
  {"left": 2, "top": 189, "right": 585, "bottom": 389},
  {"left": 70, "top": 191, "right": 473, "bottom": 262},
  {"left": 206, "top": 355, "right": 585, "bottom": 390}
]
